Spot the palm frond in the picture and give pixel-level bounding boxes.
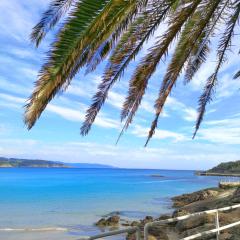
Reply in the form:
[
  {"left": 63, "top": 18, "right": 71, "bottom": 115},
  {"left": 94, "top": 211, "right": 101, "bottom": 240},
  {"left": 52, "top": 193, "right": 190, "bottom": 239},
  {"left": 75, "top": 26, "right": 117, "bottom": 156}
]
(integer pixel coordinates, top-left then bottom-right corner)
[
  {"left": 234, "top": 70, "right": 240, "bottom": 79},
  {"left": 25, "top": 0, "right": 144, "bottom": 129},
  {"left": 185, "top": 40, "right": 210, "bottom": 83},
  {"left": 145, "top": 0, "right": 225, "bottom": 145},
  {"left": 26, "top": 0, "right": 240, "bottom": 144},
  {"left": 184, "top": 0, "right": 230, "bottom": 83},
  {"left": 120, "top": 0, "right": 202, "bottom": 138},
  {"left": 31, "top": 0, "right": 75, "bottom": 47},
  {"left": 193, "top": 0, "right": 240, "bottom": 138},
  {"left": 81, "top": 0, "right": 172, "bottom": 135}
]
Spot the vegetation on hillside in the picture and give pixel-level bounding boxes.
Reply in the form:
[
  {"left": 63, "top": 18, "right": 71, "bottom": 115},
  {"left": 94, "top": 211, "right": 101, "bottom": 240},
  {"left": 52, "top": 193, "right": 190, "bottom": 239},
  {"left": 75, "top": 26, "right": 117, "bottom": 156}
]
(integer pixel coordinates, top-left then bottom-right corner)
[
  {"left": 208, "top": 160, "right": 240, "bottom": 174},
  {"left": 0, "top": 157, "right": 67, "bottom": 168}
]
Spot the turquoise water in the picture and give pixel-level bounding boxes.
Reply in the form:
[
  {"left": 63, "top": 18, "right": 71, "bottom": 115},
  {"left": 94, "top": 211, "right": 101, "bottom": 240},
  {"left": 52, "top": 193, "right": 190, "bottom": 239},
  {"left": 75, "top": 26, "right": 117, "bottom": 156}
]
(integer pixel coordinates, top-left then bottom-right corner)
[{"left": 0, "top": 168, "right": 224, "bottom": 239}]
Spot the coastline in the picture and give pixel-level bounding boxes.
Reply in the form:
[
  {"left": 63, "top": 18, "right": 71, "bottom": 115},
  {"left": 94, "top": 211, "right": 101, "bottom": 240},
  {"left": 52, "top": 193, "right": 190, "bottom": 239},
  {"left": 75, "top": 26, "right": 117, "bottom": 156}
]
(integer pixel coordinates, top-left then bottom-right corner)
[
  {"left": 96, "top": 186, "right": 240, "bottom": 240},
  {"left": 196, "top": 171, "right": 240, "bottom": 177},
  {"left": 1, "top": 168, "right": 238, "bottom": 240}
]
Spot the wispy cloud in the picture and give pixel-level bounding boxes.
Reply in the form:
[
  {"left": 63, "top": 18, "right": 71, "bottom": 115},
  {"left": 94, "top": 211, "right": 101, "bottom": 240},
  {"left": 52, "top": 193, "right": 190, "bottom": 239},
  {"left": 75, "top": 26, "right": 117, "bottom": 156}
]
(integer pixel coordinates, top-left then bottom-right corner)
[
  {"left": 47, "top": 104, "right": 120, "bottom": 130},
  {"left": 131, "top": 124, "right": 187, "bottom": 142},
  {"left": 196, "top": 115, "right": 240, "bottom": 144}
]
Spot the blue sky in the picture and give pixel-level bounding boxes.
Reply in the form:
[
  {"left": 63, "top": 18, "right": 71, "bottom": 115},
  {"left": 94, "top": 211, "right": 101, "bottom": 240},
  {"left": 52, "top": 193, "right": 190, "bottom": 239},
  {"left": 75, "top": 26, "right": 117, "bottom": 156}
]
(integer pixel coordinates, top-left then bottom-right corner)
[{"left": 0, "top": 0, "right": 239, "bottom": 169}]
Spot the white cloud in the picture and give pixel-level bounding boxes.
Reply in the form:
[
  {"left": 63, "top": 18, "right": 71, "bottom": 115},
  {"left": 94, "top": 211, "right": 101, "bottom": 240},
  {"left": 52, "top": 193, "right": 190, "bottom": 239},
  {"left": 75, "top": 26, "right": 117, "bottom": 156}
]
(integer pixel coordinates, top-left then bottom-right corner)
[
  {"left": 166, "top": 96, "right": 197, "bottom": 122},
  {"left": 1, "top": 138, "right": 240, "bottom": 170},
  {"left": 131, "top": 125, "right": 187, "bottom": 142},
  {"left": 0, "top": 93, "right": 25, "bottom": 103},
  {"left": 217, "top": 73, "right": 240, "bottom": 98},
  {"left": 0, "top": 0, "right": 50, "bottom": 42},
  {"left": 0, "top": 77, "right": 30, "bottom": 95},
  {"left": 47, "top": 104, "right": 120, "bottom": 130},
  {"left": 196, "top": 115, "right": 240, "bottom": 144}
]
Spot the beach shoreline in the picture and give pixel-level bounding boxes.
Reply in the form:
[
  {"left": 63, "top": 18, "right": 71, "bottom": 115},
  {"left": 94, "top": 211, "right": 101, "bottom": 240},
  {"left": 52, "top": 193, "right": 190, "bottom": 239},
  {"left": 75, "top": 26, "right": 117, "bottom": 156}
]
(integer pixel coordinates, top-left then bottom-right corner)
[{"left": 95, "top": 186, "right": 240, "bottom": 240}]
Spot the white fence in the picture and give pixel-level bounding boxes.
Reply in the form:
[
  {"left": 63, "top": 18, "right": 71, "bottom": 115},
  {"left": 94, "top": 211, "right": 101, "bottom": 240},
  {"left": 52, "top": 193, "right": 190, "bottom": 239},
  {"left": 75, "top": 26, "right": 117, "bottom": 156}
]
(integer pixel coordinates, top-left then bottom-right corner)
[{"left": 79, "top": 203, "right": 240, "bottom": 240}]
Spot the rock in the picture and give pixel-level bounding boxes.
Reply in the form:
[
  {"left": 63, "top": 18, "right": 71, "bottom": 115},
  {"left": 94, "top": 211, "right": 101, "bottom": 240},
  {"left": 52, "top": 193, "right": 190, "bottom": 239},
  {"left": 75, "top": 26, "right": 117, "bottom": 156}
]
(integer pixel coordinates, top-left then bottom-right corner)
[
  {"left": 147, "top": 235, "right": 157, "bottom": 240},
  {"left": 141, "top": 216, "right": 154, "bottom": 225},
  {"left": 231, "top": 187, "right": 240, "bottom": 203},
  {"left": 150, "top": 174, "right": 164, "bottom": 178},
  {"left": 108, "top": 215, "right": 120, "bottom": 224},
  {"left": 157, "top": 214, "right": 171, "bottom": 220},
  {"left": 131, "top": 221, "right": 140, "bottom": 226},
  {"left": 172, "top": 209, "right": 190, "bottom": 218},
  {"left": 179, "top": 224, "right": 216, "bottom": 240},
  {"left": 172, "top": 189, "right": 219, "bottom": 208},
  {"left": 96, "top": 218, "right": 107, "bottom": 226},
  {"left": 148, "top": 225, "right": 169, "bottom": 239},
  {"left": 95, "top": 215, "right": 120, "bottom": 227},
  {"left": 175, "top": 215, "right": 209, "bottom": 232}
]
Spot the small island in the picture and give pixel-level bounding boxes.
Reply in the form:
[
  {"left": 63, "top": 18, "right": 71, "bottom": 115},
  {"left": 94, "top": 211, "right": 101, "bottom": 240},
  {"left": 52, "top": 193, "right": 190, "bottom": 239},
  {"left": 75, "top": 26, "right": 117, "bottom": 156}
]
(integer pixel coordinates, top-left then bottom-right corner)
[{"left": 196, "top": 160, "right": 240, "bottom": 177}]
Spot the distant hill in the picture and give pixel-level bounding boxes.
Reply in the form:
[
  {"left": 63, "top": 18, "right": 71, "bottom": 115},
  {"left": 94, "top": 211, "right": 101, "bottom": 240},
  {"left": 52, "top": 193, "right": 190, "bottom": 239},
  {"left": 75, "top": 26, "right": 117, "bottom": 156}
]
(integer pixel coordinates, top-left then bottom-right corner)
[
  {"left": 0, "top": 157, "right": 115, "bottom": 169},
  {"left": 0, "top": 157, "right": 68, "bottom": 168},
  {"left": 67, "top": 163, "right": 115, "bottom": 168},
  {"left": 196, "top": 160, "right": 240, "bottom": 177},
  {"left": 208, "top": 160, "right": 240, "bottom": 174}
]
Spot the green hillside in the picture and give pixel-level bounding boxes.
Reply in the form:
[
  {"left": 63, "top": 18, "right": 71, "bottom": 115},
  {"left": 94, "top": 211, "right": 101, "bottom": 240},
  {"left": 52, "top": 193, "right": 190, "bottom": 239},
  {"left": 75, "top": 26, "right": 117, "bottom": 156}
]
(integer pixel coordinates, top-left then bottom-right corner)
[
  {"left": 208, "top": 160, "right": 240, "bottom": 174},
  {"left": 0, "top": 157, "right": 68, "bottom": 168}
]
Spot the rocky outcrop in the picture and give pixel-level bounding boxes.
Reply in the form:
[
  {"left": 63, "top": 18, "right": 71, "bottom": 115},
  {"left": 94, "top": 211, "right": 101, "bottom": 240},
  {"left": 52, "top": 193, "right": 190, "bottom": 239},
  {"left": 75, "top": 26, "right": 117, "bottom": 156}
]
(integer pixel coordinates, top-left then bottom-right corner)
[
  {"left": 95, "top": 215, "right": 120, "bottom": 227},
  {"left": 96, "top": 187, "right": 240, "bottom": 239},
  {"left": 172, "top": 189, "right": 219, "bottom": 207}
]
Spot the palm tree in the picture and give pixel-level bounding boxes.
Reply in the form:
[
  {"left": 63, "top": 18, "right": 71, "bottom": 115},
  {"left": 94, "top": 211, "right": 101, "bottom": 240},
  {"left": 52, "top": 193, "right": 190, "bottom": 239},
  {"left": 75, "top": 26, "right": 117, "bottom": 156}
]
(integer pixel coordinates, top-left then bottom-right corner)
[{"left": 25, "top": 0, "right": 240, "bottom": 145}]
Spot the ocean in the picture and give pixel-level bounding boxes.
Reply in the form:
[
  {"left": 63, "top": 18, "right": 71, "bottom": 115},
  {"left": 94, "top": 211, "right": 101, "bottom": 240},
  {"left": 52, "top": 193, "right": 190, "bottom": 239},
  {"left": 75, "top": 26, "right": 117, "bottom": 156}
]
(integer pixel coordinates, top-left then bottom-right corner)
[{"left": 0, "top": 168, "right": 225, "bottom": 240}]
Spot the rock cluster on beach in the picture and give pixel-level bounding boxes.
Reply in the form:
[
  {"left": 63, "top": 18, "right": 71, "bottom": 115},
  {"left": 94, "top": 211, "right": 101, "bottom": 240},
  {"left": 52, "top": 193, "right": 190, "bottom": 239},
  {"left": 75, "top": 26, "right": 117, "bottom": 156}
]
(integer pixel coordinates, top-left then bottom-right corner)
[
  {"left": 96, "top": 187, "right": 240, "bottom": 239},
  {"left": 96, "top": 215, "right": 120, "bottom": 227}
]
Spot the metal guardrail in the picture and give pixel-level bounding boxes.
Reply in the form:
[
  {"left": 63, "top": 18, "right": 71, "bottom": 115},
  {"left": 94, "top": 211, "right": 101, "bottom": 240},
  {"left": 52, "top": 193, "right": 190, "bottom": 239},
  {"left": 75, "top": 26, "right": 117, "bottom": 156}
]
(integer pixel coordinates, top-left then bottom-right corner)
[
  {"left": 79, "top": 203, "right": 240, "bottom": 240},
  {"left": 144, "top": 203, "right": 240, "bottom": 240},
  {"left": 78, "top": 226, "right": 141, "bottom": 240}
]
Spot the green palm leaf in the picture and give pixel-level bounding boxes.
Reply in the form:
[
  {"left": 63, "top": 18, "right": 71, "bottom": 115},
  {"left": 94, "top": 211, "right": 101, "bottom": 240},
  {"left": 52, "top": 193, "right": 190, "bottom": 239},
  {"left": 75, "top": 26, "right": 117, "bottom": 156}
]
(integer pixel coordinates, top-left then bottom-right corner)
[
  {"left": 120, "top": 0, "right": 202, "bottom": 139},
  {"left": 81, "top": 0, "right": 173, "bottom": 136},
  {"left": 145, "top": 0, "right": 226, "bottom": 145},
  {"left": 26, "top": 0, "right": 240, "bottom": 145},
  {"left": 25, "top": 0, "right": 144, "bottom": 129},
  {"left": 31, "top": 0, "right": 75, "bottom": 47}
]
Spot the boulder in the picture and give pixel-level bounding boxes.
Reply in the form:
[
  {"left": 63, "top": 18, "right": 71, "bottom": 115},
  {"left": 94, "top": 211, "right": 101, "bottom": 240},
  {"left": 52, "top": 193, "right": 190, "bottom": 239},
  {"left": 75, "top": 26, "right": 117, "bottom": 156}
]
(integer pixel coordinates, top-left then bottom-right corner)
[
  {"left": 95, "top": 215, "right": 120, "bottom": 227},
  {"left": 172, "top": 189, "right": 219, "bottom": 207}
]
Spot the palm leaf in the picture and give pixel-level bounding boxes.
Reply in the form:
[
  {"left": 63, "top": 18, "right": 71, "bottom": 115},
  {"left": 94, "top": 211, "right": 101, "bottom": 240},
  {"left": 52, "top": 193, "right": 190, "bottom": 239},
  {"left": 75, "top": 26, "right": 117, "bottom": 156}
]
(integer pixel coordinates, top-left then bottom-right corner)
[
  {"left": 31, "top": 0, "right": 75, "bottom": 47},
  {"left": 120, "top": 0, "right": 203, "bottom": 139},
  {"left": 145, "top": 0, "right": 226, "bottom": 146},
  {"left": 25, "top": 0, "right": 144, "bottom": 129},
  {"left": 193, "top": 0, "right": 240, "bottom": 138},
  {"left": 81, "top": 0, "right": 172, "bottom": 135},
  {"left": 234, "top": 70, "right": 240, "bottom": 79}
]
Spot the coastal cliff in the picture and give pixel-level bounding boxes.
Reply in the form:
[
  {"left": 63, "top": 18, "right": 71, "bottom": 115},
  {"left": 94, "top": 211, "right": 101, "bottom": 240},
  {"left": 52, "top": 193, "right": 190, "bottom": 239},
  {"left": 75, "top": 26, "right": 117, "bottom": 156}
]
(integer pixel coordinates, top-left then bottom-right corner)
[{"left": 196, "top": 160, "right": 240, "bottom": 177}]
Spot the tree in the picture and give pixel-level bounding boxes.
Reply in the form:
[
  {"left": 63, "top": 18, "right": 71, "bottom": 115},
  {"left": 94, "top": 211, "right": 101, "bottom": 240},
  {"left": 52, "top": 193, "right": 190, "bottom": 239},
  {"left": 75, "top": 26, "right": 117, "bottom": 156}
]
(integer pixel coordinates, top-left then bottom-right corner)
[{"left": 25, "top": 0, "right": 240, "bottom": 145}]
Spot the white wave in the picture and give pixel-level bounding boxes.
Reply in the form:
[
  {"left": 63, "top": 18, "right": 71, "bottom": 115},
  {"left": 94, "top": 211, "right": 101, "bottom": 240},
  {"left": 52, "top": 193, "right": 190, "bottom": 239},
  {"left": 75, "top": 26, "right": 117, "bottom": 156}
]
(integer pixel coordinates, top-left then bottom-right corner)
[{"left": 0, "top": 227, "right": 67, "bottom": 232}]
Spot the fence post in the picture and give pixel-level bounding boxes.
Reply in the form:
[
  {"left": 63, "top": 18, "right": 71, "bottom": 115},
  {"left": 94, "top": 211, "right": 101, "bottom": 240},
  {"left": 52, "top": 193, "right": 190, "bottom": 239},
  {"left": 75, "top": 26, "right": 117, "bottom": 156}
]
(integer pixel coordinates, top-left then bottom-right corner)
[
  {"left": 215, "top": 210, "right": 220, "bottom": 240},
  {"left": 135, "top": 226, "right": 141, "bottom": 240},
  {"left": 144, "top": 223, "right": 150, "bottom": 240}
]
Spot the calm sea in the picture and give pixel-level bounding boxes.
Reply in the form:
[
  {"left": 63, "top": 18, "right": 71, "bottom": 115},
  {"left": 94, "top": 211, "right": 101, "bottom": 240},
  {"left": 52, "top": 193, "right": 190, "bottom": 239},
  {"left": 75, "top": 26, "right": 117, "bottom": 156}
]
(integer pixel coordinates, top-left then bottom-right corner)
[{"left": 0, "top": 168, "right": 225, "bottom": 240}]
